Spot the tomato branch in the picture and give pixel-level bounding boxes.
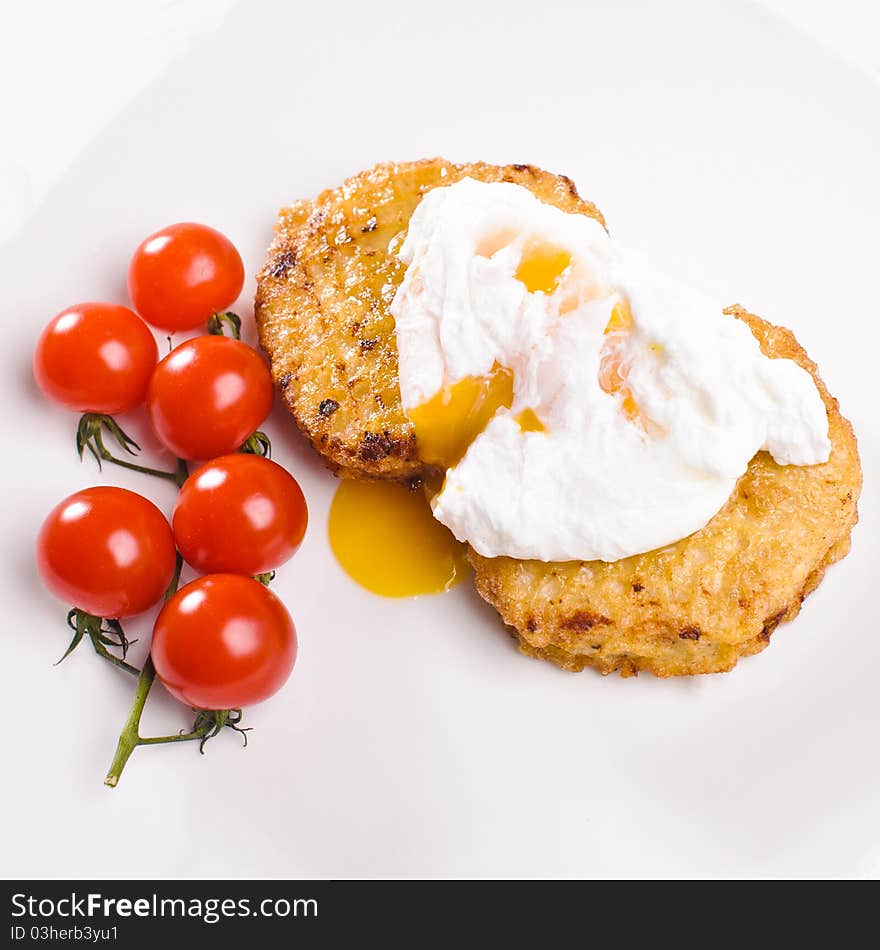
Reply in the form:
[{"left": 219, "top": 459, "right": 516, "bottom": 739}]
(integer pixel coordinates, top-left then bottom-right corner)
[{"left": 103, "top": 554, "right": 248, "bottom": 788}]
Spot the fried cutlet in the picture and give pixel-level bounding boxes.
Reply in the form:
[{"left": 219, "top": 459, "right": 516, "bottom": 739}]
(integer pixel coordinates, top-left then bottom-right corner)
[
  {"left": 255, "top": 160, "right": 861, "bottom": 677},
  {"left": 255, "top": 159, "right": 604, "bottom": 481},
  {"left": 469, "top": 307, "right": 860, "bottom": 676}
]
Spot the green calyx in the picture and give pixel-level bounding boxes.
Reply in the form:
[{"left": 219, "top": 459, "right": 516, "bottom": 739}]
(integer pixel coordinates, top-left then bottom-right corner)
[
  {"left": 239, "top": 430, "right": 272, "bottom": 458},
  {"left": 206, "top": 311, "right": 242, "bottom": 340},
  {"left": 59, "top": 609, "right": 140, "bottom": 677},
  {"left": 76, "top": 413, "right": 187, "bottom": 487}
]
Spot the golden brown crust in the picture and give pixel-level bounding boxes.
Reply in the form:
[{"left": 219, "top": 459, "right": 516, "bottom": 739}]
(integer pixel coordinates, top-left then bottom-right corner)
[
  {"left": 255, "top": 158, "right": 604, "bottom": 480},
  {"left": 256, "top": 159, "right": 861, "bottom": 677},
  {"left": 469, "top": 307, "right": 861, "bottom": 677}
]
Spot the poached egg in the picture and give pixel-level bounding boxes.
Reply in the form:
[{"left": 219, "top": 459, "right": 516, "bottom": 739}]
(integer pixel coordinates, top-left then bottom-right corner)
[{"left": 390, "top": 178, "right": 831, "bottom": 563}]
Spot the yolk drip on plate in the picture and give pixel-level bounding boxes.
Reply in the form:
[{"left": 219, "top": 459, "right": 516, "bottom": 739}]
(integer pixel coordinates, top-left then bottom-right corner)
[
  {"left": 328, "top": 479, "right": 470, "bottom": 597},
  {"left": 326, "top": 238, "right": 577, "bottom": 598},
  {"left": 406, "top": 362, "right": 514, "bottom": 468}
]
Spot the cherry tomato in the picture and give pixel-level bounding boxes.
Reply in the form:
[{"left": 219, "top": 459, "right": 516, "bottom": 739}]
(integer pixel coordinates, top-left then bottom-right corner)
[
  {"left": 33, "top": 303, "right": 158, "bottom": 413},
  {"left": 37, "top": 487, "right": 176, "bottom": 618},
  {"left": 127, "top": 222, "right": 245, "bottom": 332},
  {"left": 173, "top": 455, "right": 308, "bottom": 575},
  {"left": 146, "top": 336, "right": 274, "bottom": 460},
  {"left": 152, "top": 574, "right": 297, "bottom": 710}
]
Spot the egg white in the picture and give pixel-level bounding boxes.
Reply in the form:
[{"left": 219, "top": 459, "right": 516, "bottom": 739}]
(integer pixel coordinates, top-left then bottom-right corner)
[{"left": 390, "top": 178, "right": 830, "bottom": 562}]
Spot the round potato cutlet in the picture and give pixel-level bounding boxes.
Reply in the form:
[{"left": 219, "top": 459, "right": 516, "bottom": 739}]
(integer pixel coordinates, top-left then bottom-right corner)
[
  {"left": 256, "top": 159, "right": 861, "bottom": 677},
  {"left": 470, "top": 306, "right": 861, "bottom": 677},
  {"left": 255, "top": 158, "right": 604, "bottom": 481}
]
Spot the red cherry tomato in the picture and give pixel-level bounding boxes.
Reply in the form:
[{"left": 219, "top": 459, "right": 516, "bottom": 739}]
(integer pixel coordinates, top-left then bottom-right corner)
[
  {"left": 37, "top": 487, "right": 176, "bottom": 618},
  {"left": 127, "top": 222, "right": 245, "bottom": 331},
  {"left": 146, "top": 336, "right": 274, "bottom": 460},
  {"left": 152, "top": 574, "right": 297, "bottom": 710},
  {"left": 173, "top": 455, "right": 308, "bottom": 575},
  {"left": 33, "top": 303, "right": 158, "bottom": 413}
]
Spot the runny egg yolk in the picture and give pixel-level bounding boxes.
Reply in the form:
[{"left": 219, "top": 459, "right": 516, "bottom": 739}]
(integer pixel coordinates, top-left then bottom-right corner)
[
  {"left": 599, "top": 298, "right": 665, "bottom": 430},
  {"left": 516, "top": 408, "right": 545, "bottom": 432},
  {"left": 599, "top": 298, "right": 641, "bottom": 421},
  {"left": 406, "top": 362, "right": 514, "bottom": 468},
  {"left": 328, "top": 242, "right": 612, "bottom": 599},
  {"left": 515, "top": 239, "right": 572, "bottom": 294},
  {"left": 328, "top": 479, "right": 470, "bottom": 597},
  {"left": 604, "top": 297, "right": 634, "bottom": 334}
]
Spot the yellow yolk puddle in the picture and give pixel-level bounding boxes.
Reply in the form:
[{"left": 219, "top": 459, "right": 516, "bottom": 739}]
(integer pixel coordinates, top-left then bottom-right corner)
[
  {"left": 406, "top": 363, "right": 514, "bottom": 468},
  {"left": 328, "top": 480, "right": 470, "bottom": 598},
  {"left": 516, "top": 408, "right": 545, "bottom": 432},
  {"left": 515, "top": 240, "right": 571, "bottom": 294}
]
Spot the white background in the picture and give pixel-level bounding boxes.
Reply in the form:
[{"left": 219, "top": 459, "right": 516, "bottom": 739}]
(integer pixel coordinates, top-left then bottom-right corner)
[
  {"left": 1, "top": 0, "right": 878, "bottom": 240},
  {"left": 1, "top": 0, "right": 878, "bottom": 880},
  {"left": 0, "top": 0, "right": 880, "bottom": 241}
]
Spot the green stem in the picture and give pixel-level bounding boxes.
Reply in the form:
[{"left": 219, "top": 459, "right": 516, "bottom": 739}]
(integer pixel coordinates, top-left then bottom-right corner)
[
  {"left": 104, "top": 675, "right": 230, "bottom": 786},
  {"left": 104, "top": 554, "right": 185, "bottom": 788},
  {"left": 104, "top": 656, "right": 157, "bottom": 787},
  {"left": 166, "top": 550, "right": 183, "bottom": 595},
  {"left": 137, "top": 722, "right": 219, "bottom": 746},
  {"left": 174, "top": 457, "right": 189, "bottom": 488},
  {"left": 90, "top": 636, "right": 140, "bottom": 677},
  {"left": 137, "top": 709, "right": 233, "bottom": 748},
  {"left": 93, "top": 429, "right": 182, "bottom": 484},
  {"left": 76, "top": 414, "right": 189, "bottom": 487}
]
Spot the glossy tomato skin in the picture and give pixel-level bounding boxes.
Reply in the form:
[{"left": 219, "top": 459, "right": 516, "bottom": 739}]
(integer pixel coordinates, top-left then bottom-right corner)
[
  {"left": 128, "top": 222, "right": 245, "bottom": 331},
  {"left": 33, "top": 303, "right": 158, "bottom": 413},
  {"left": 146, "top": 336, "right": 274, "bottom": 460},
  {"left": 173, "top": 454, "right": 308, "bottom": 575},
  {"left": 37, "top": 487, "right": 176, "bottom": 618},
  {"left": 152, "top": 574, "right": 297, "bottom": 710}
]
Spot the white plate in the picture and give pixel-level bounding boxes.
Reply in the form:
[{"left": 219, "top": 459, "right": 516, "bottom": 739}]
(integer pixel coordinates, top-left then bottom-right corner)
[{"left": 1, "top": 0, "right": 878, "bottom": 879}]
